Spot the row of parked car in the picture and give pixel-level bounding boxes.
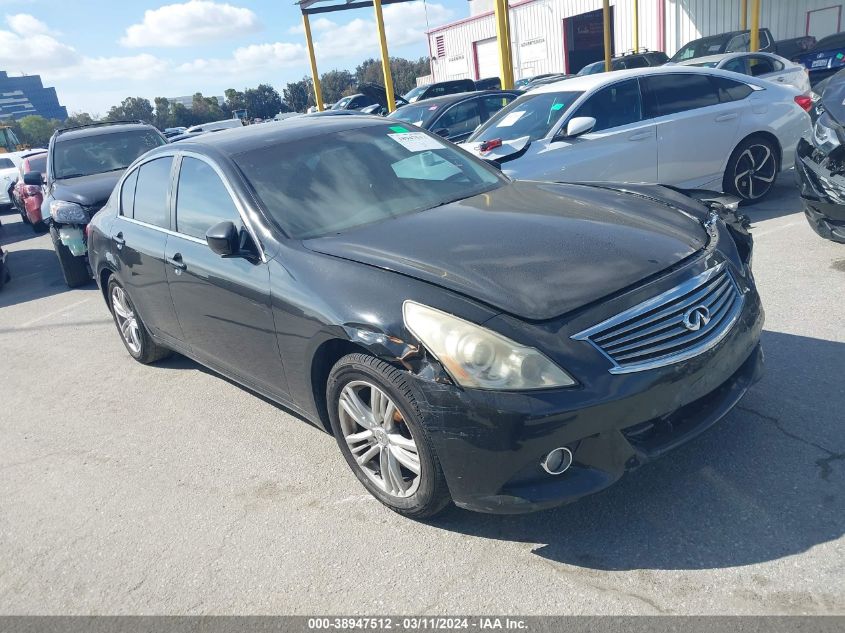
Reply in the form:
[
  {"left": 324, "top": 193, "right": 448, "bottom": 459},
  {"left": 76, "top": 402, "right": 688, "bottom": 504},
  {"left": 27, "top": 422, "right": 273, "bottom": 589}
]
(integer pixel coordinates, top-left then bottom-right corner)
[{"left": 1, "top": 24, "right": 840, "bottom": 518}]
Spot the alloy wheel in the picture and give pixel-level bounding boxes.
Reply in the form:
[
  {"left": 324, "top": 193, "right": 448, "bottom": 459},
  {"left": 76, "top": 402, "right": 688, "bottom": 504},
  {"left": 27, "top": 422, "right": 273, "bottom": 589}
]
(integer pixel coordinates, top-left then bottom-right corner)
[
  {"left": 111, "top": 286, "right": 142, "bottom": 355},
  {"left": 338, "top": 380, "right": 422, "bottom": 498},
  {"left": 733, "top": 144, "right": 776, "bottom": 200}
]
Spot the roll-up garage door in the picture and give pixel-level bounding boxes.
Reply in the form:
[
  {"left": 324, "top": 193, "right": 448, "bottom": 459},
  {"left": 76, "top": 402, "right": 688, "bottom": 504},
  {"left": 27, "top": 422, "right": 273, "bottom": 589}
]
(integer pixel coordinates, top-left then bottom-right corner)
[{"left": 474, "top": 38, "right": 499, "bottom": 80}]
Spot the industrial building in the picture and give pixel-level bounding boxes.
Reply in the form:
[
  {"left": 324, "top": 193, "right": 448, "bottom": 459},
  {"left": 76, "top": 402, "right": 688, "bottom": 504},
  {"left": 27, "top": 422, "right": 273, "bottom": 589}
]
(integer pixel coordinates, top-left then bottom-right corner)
[
  {"left": 0, "top": 71, "right": 67, "bottom": 121},
  {"left": 424, "top": 0, "right": 843, "bottom": 82}
]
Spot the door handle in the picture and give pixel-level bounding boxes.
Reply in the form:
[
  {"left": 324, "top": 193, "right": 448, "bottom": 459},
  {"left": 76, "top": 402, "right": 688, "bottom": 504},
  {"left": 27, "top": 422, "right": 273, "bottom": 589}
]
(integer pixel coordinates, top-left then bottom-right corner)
[
  {"left": 113, "top": 232, "right": 125, "bottom": 249},
  {"left": 628, "top": 131, "right": 652, "bottom": 141},
  {"left": 167, "top": 253, "right": 187, "bottom": 272},
  {"left": 715, "top": 113, "right": 738, "bottom": 122}
]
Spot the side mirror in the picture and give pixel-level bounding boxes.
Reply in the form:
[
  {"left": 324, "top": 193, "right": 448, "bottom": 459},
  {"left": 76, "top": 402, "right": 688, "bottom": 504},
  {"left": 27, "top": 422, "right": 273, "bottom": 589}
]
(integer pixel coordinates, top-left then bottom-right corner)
[
  {"left": 434, "top": 128, "right": 450, "bottom": 138},
  {"left": 564, "top": 116, "right": 596, "bottom": 138},
  {"left": 206, "top": 221, "right": 239, "bottom": 257},
  {"left": 23, "top": 171, "right": 42, "bottom": 186}
]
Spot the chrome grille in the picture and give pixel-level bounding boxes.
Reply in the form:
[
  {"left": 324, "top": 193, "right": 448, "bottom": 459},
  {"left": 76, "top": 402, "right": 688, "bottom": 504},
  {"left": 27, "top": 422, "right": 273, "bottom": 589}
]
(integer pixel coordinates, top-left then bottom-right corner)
[{"left": 572, "top": 263, "right": 744, "bottom": 374}]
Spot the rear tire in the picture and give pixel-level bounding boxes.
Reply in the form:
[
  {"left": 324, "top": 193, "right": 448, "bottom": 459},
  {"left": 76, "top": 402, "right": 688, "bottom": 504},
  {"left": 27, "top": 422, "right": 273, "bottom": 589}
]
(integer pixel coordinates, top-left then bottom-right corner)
[
  {"left": 327, "top": 353, "right": 451, "bottom": 519},
  {"left": 50, "top": 225, "right": 90, "bottom": 288},
  {"left": 723, "top": 136, "right": 779, "bottom": 205},
  {"left": 107, "top": 277, "right": 171, "bottom": 364}
]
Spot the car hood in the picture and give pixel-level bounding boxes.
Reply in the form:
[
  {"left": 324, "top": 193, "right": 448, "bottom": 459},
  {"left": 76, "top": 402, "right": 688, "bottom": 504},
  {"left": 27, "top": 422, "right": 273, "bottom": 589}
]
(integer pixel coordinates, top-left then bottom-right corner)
[
  {"left": 51, "top": 170, "right": 123, "bottom": 207},
  {"left": 303, "top": 181, "right": 708, "bottom": 321}
]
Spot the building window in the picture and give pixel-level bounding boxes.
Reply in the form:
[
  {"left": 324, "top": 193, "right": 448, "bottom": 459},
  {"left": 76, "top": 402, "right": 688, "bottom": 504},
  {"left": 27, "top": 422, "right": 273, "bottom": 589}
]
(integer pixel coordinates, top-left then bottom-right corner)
[{"left": 436, "top": 35, "right": 445, "bottom": 58}]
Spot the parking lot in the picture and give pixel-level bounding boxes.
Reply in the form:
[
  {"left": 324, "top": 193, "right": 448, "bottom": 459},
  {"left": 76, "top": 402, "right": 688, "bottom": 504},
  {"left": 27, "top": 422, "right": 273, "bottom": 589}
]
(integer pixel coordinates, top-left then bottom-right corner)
[{"left": 0, "top": 173, "right": 843, "bottom": 615}]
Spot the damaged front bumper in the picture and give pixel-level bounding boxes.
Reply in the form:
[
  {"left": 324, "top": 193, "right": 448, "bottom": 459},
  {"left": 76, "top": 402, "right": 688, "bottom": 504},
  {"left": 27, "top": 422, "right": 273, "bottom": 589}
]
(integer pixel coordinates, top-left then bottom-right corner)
[
  {"left": 405, "top": 288, "right": 764, "bottom": 514},
  {"left": 795, "top": 137, "right": 845, "bottom": 243}
]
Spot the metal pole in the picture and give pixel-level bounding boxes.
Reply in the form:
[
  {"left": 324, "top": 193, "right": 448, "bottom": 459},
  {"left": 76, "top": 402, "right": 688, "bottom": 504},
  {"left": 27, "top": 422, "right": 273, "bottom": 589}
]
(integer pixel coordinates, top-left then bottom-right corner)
[
  {"left": 373, "top": 0, "right": 396, "bottom": 112},
  {"left": 633, "top": 0, "right": 639, "bottom": 53},
  {"left": 302, "top": 13, "right": 324, "bottom": 112},
  {"left": 750, "top": 0, "right": 760, "bottom": 51},
  {"left": 494, "top": 0, "right": 514, "bottom": 89},
  {"left": 741, "top": 0, "right": 748, "bottom": 29},
  {"left": 603, "top": 0, "right": 612, "bottom": 72}
]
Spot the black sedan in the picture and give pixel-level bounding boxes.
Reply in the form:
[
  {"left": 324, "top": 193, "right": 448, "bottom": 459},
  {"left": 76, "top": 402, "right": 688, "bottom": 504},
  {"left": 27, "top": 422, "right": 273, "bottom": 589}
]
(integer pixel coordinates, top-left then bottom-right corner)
[
  {"left": 389, "top": 90, "right": 520, "bottom": 143},
  {"left": 88, "top": 116, "right": 764, "bottom": 518},
  {"left": 796, "top": 69, "right": 845, "bottom": 243}
]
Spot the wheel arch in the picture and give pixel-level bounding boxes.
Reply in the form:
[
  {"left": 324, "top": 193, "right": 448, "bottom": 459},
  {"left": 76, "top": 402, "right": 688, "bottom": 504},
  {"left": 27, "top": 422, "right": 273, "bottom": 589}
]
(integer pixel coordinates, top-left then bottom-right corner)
[{"left": 98, "top": 266, "right": 116, "bottom": 307}]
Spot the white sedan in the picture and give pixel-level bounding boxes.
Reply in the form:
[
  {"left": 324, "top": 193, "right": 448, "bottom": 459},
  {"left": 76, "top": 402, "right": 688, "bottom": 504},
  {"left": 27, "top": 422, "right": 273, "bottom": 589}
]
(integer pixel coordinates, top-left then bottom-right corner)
[
  {"left": 677, "top": 51, "right": 811, "bottom": 93},
  {"left": 461, "top": 66, "right": 811, "bottom": 203}
]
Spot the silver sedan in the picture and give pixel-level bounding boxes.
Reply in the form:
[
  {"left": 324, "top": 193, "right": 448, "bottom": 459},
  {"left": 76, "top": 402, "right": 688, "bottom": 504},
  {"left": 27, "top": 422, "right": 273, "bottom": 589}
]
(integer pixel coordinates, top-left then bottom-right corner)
[{"left": 678, "top": 51, "right": 811, "bottom": 93}]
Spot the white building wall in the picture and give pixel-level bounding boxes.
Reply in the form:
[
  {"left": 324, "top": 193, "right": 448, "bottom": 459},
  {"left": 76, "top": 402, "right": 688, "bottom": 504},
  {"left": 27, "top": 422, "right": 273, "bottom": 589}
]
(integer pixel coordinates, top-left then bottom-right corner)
[{"left": 427, "top": 0, "right": 843, "bottom": 83}]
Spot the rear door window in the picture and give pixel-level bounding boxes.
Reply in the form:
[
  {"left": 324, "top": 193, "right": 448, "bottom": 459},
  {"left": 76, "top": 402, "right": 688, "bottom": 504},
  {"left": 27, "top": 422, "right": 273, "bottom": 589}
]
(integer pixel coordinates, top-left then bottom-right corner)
[
  {"left": 132, "top": 157, "right": 172, "bottom": 228},
  {"left": 175, "top": 157, "right": 241, "bottom": 240},
  {"left": 710, "top": 76, "right": 754, "bottom": 102},
  {"left": 643, "top": 74, "right": 719, "bottom": 117},
  {"left": 120, "top": 169, "right": 138, "bottom": 218},
  {"left": 433, "top": 99, "right": 482, "bottom": 137},
  {"left": 748, "top": 55, "right": 776, "bottom": 76},
  {"left": 572, "top": 79, "right": 642, "bottom": 132},
  {"left": 722, "top": 57, "right": 748, "bottom": 74}
]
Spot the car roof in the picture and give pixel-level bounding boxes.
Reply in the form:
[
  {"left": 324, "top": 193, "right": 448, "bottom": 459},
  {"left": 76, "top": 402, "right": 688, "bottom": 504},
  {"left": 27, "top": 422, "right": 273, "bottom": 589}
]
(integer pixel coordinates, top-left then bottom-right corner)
[
  {"left": 531, "top": 64, "right": 763, "bottom": 94},
  {"left": 163, "top": 115, "right": 390, "bottom": 155},
  {"left": 55, "top": 122, "right": 158, "bottom": 141},
  {"left": 677, "top": 51, "right": 785, "bottom": 65},
  {"left": 398, "top": 90, "right": 518, "bottom": 107}
]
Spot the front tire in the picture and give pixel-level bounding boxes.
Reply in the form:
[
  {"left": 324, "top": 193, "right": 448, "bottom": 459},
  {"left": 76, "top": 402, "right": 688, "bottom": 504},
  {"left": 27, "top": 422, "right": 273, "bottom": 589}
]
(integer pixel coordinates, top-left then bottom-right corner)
[
  {"left": 327, "top": 353, "right": 451, "bottom": 519},
  {"left": 107, "top": 277, "right": 171, "bottom": 364},
  {"left": 50, "top": 225, "right": 90, "bottom": 287},
  {"left": 723, "top": 136, "right": 779, "bottom": 205}
]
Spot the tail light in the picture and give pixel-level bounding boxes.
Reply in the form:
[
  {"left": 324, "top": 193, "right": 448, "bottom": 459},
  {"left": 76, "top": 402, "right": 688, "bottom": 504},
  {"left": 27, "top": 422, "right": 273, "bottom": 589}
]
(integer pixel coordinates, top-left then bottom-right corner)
[
  {"left": 795, "top": 95, "right": 813, "bottom": 112},
  {"left": 480, "top": 138, "right": 503, "bottom": 153}
]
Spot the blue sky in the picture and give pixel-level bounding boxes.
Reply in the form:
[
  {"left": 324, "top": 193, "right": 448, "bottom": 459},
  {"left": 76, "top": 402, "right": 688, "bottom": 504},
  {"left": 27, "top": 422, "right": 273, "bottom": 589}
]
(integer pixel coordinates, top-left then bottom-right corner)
[{"left": 0, "top": 0, "right": 467, "bottom": 114}]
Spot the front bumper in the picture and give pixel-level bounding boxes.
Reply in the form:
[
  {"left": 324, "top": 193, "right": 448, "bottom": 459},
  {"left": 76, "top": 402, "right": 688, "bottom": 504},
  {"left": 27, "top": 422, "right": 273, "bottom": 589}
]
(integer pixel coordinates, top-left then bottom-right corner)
[
  {"left": 410, "top": 277, "right": 764, "bottom": 514},
  {"left": 795, "top": 137, "right": 845, "bottom": 243}
]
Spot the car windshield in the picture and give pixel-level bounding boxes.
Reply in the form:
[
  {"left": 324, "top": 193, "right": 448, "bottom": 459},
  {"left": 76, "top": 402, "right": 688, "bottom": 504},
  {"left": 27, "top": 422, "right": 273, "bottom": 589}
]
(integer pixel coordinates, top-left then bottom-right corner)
[
  {"left": 52, "top": 129, "right": 165, "bottom": 179},
  {"left": 467, "top": 91, "right": 583, "bottom": 143},
  {"left": 332, "top": 97, "right": 353, "bottom": 110},
  {"left": 671, "top": 36, "right": 727, "bottom": 61},
  {"left": 403, "top": 86, "right": 426, "bottom": 102},
  {"left": 234, "top": 124, "right": 504, "bottom": 239},
  {"left": 389, "top": 103, "right": 442, "bottom": 127},
  {"left": 577, "top": 62, "right": 605, "bottom": 75},
  {"left": 0, "top": 158, "right": 14, "bottom": 169},
  {"left": 26, "top": 155, "right": 47, "bottom": 172}
]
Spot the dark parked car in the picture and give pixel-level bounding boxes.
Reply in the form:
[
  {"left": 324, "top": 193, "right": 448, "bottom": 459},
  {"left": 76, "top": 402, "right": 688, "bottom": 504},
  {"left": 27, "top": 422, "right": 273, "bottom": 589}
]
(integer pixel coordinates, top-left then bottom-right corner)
[
  {"left": 795, "top": 69, "right": 845, "bottom": 243},
  {"left": 331, "top": 93, "right": 378, "bottom": 111},
  {"left": 389, "top": 90, "right": 520, "bottom": 142},
  {"left": 0, "top": 244, "right": 8, "bottom": 291},
  {"left": 578, "top": 50, "right": 669, "bottom": 75},
  {"left": 670, "top": 29, "right": 815, "bottom": 63},
  {"left": 474, "top": 77, "right": 501, "bottom": 90},
  {"left": 795, "top": 32, "right": 845, "bottom": 85},
  {"left": 88, "top": 117, "right": 763, "bottom": 518},
  {"left": 403, "top": 79, "right": 477, "bottom": 103},
  {"left": 27, "top": 121, "right": 167, "bottom": 287}
]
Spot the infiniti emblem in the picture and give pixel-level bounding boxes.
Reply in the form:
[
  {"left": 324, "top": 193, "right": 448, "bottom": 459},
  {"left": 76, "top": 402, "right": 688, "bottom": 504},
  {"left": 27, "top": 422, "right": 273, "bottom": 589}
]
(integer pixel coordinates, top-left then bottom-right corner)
[{"left": 683, "top": 306, "right": 712, "bottom": 331}]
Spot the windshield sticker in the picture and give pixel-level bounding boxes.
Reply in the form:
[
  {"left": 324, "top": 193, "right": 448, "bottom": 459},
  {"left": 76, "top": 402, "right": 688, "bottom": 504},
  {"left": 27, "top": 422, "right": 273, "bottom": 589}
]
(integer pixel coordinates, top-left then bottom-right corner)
[
  {"left": 551, "top": 103, "right": 564, "bottom": 111},
  {"left": 498, "top": 111, "right": 525, "bottom": 127},
  {"left": 428, "top": 105, "right": 439, "bottom": 110},
  {"left": 388, "top": 132, "right": 445, "bottom": 152},
  {"left": 389, "top": 125, "right": 410, "bottom": 133}
]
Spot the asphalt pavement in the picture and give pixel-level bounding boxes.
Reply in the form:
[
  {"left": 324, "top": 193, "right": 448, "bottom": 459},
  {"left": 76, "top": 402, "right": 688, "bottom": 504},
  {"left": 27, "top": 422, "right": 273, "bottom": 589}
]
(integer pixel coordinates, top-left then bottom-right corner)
[{"left": 0, "top": 174, "right": 843, "bottom": 615}]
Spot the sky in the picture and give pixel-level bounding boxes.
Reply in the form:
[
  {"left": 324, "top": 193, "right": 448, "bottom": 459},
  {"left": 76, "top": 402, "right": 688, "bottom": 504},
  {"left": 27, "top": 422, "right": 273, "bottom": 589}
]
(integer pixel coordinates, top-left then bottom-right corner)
[{"left": 0, "top": 0, "right": 468, "bottom": 115}]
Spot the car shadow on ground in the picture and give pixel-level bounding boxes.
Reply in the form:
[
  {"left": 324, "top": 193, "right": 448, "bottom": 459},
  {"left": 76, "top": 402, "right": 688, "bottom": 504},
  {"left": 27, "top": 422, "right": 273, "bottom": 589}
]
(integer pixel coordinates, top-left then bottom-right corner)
[
  {"left": 0, "top": 215, "right": 43, "bottom": 248},
  {"left": 743, "top": 171, "right": 803, "bottom": 223},
  {"left": 0, "top": 248, "right": 96, "bottom": 308},
  {"left": 427, "top": 330, "right": 844, "bottom": 571}
]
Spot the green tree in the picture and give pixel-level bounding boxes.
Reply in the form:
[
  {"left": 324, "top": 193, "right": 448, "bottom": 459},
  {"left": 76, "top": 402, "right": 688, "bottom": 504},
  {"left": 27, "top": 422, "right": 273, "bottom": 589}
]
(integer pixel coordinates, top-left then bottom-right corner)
[
  {"left": 17, "top": 115, "right": 61, "bottom": 147},
  {"left": 355, "top": 57, "right": 431, "bottom": 97},
  {"left": 191, "top": 93, "right": 225, "bottom": 125},
  {"left": 223, "top": 88, "right": 246, "bottom": 117},
  {"left": 153, "top": 97, "right": 171, "bottom": 130},
  {"left": 319, "top": 69, "right": 355, "bottom": 105},
  {"left": 64, "top": 112, "right": 97, "bottom": 128},
  {"left": 105, "top": 97, "right": 154, "bottom": 123},
  {"left": 170, "top": 102, "right": 193, "bottom": 128},
  {"left": 283, "top": 77, "right": 315, "bottom": 113},
  {"left": 243, "top": 84, "right": 283, "bottom": 120}
]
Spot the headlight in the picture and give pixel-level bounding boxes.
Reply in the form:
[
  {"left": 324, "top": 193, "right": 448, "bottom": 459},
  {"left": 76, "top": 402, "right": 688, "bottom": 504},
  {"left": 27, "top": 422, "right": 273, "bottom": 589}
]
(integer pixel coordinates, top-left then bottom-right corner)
[
  {"left": 813, "top": 113, "right": 841, "bottom": 151},
  {"left": 49, "top": 200, "right": 88, "bottom": 224},
  {"left": 403, "top": 301, "right": 576, "bottom": 390}
]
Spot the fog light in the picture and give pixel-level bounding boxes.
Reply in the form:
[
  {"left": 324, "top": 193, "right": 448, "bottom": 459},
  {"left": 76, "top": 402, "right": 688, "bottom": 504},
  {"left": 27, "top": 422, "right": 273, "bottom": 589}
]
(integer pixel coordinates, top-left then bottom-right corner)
[{"left": 541, "top": 447, "right": 573, "bottom": 475}]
